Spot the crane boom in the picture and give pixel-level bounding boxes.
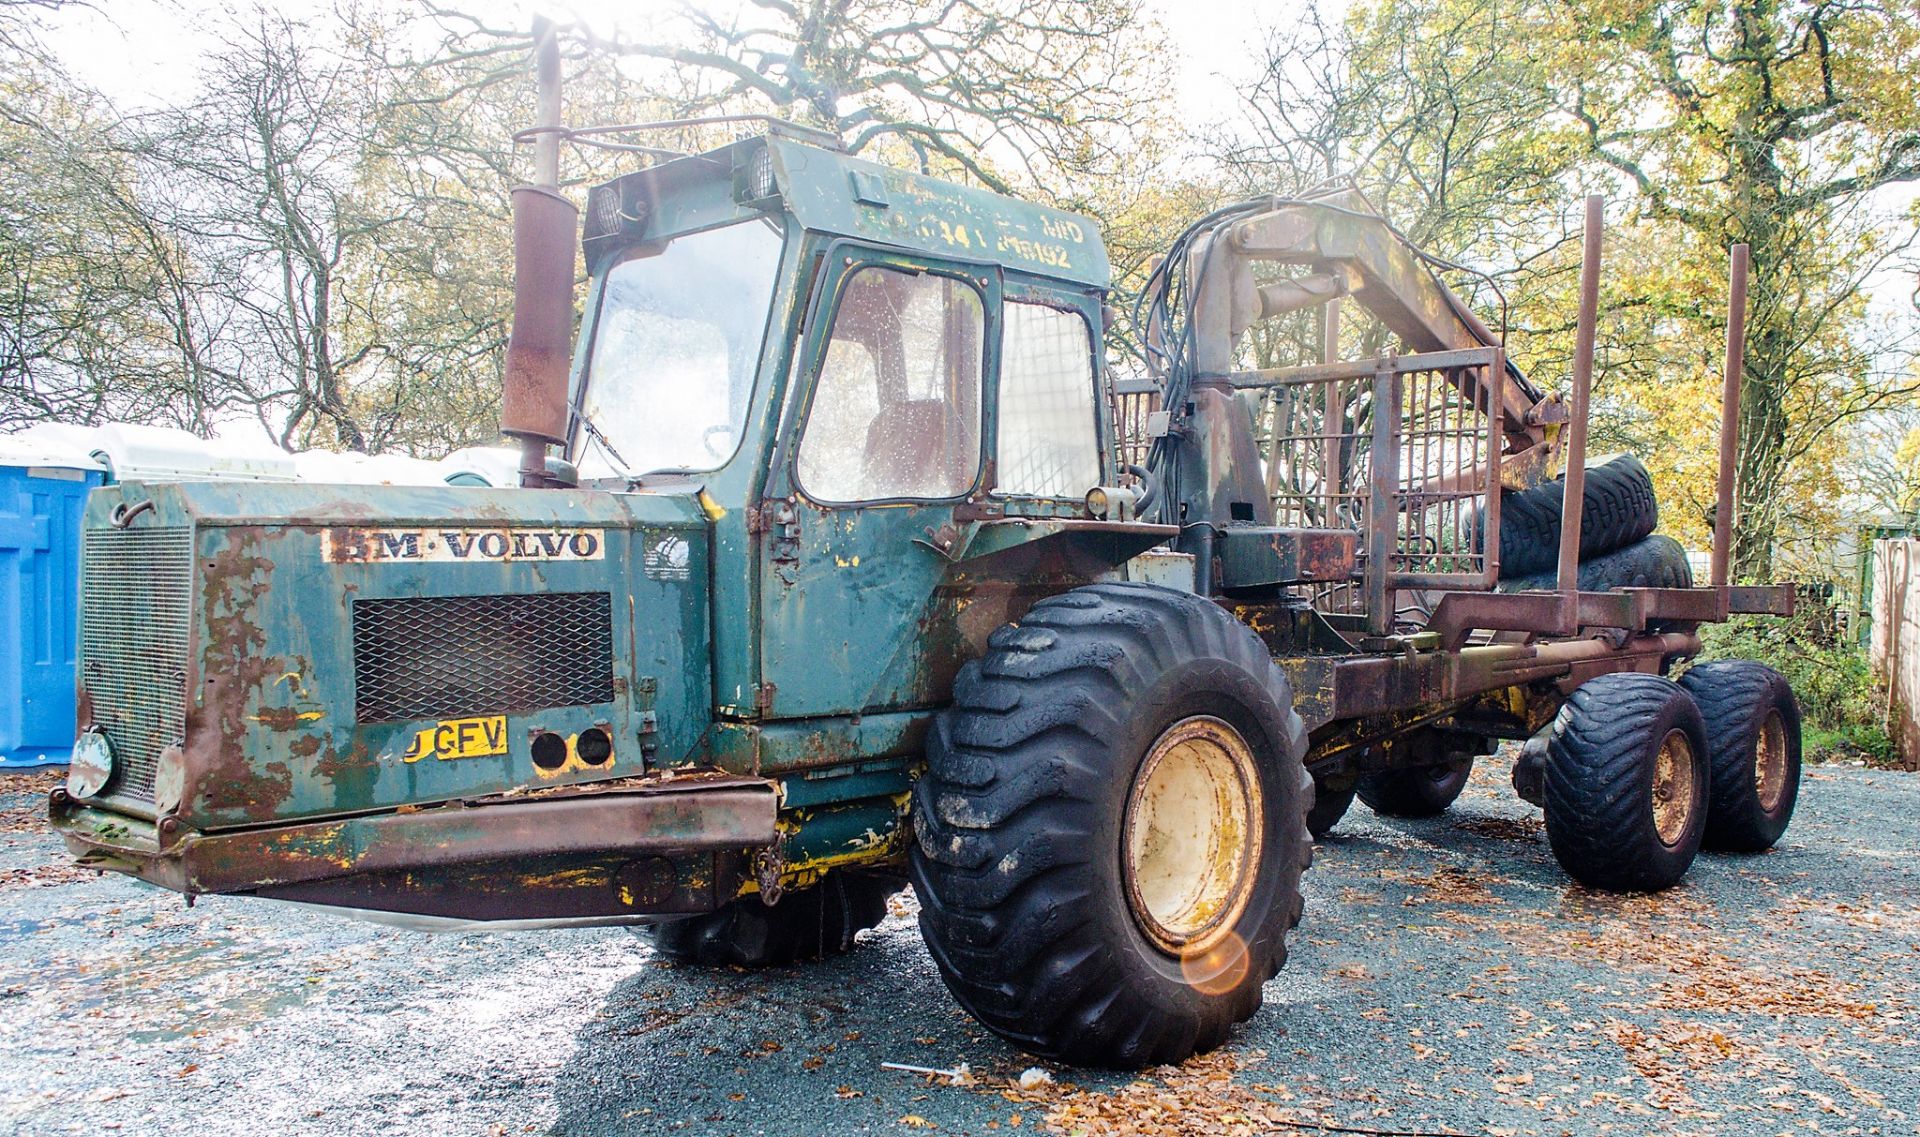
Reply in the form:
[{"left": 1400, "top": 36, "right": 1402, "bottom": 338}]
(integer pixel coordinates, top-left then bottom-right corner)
[{"left": 1180, "top": 188, "right": 1565, "bottom": 507}]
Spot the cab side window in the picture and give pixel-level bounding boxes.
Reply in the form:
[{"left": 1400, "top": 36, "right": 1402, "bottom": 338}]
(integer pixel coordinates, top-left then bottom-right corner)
[
  {"left": 796, "top": 266, "right": 985, "bottom": 502},
  {"left": 996, "top": 301, "right": 1101, "bottom": 498}
]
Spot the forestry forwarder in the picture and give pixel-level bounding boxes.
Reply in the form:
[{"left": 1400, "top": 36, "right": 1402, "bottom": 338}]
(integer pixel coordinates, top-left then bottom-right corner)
[{"left": 51, "top": 24, "right": 1800, "bottom": 1068}]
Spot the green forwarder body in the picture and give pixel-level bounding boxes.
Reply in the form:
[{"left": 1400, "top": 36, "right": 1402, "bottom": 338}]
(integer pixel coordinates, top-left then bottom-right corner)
[
  {"left": 53, "top": 116, "right": 1801, "bottom": 1068},
  {"left": 53, "top": 135, "right": 1178, "bottom": 923}
]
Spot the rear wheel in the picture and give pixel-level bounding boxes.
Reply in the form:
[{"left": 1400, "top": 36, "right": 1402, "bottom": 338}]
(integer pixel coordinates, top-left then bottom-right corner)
[
  {"left": 1306, "top": 779, "right": 1355, "bottom": 839},
  {"left": 1357, "top": 759, "right": 1474, "bottom": 818},
  {"left": 1544, "top": 673, "right": 1709, "bottom": 891},
  {"left": 1679, "top": 661, "right": 1802, "bottom": 852},
  {"left": 910, "top": 582, "right": 1311, "bottom": 1069},
  {"left": 645, "top": 872, "right": 898, "bottom": 967}
]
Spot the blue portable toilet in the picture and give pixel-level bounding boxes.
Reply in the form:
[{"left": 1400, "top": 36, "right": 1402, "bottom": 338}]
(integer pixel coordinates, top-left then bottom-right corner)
[{"left": 0, "top": 438, "right": 104, "bottom": 767}]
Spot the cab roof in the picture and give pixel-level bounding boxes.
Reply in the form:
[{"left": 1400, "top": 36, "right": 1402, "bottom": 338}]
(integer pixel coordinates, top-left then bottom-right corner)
[{"left": 583, "top": 134, "right": 1111, "bottom": 291}]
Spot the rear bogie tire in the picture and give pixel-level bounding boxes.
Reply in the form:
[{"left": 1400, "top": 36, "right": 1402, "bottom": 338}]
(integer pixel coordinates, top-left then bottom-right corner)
[
  {"left": 1307, "top": 780, "right": 1356, "bottom": 839},
  {"left": 1356, "top": 759, "right": 1474, "bottom": 818},
  {"left": 1678, "top": 661, "right": 1802, "bottom": 852},
  {"left": 645, "top": 872, "right": 898, "bottom": 967},
  {"left": 1544, "top": 673, "right": 1709, "bottom": 892},
  {"left": 909, "top": 582, "right": 1312, "bottom": 1069}
]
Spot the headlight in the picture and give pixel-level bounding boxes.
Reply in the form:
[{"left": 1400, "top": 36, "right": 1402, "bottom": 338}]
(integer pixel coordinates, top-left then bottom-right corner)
[
  {"left": 67, "top": 729, "right": 114, "bottom": 799},
  {"left": 1086, "top": 485, "right": 1141, "bottom": 521}
]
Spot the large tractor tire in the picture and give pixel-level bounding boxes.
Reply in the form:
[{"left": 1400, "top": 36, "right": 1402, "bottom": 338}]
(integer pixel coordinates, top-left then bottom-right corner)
[
  {"left": 645, "top": 872, "right": 898, "bottom": 967},
  {"left": 910, "top": 581, "right": 1312, "bottom": 1069},
  {"left": 1543, "top": 673, "right": 1709, "bottom": 891},
  {"left": 1678, "top": 661, "right": 1803, "bottom": 852},
  {"left": 1490, "top": 453, "right": 1659, "bottom": 579},
  {"left": 1499, "top": 533, "right": 1692, "bottom": 595}
]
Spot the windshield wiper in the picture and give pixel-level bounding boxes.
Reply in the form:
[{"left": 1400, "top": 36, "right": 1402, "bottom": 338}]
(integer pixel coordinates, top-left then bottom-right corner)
[{"left": 572, "top": 407, "right": 640, "bottom": 486}]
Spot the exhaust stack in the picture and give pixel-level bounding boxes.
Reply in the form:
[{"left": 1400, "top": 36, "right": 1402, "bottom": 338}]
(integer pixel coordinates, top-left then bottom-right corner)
[{"left": 501, "top": 16, "right": 578, "bottom": 488}]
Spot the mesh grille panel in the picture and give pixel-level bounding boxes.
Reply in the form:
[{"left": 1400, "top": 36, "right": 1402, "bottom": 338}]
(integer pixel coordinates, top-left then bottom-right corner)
[
  {"left": 998, "top": 302, "right": 1100, "bottom": 497},
  {"left": 353, "top": 592, "right": 615, "bottom": 724},
  {"left": 81, "top": 526, "right": 195, "bottom": 806}
]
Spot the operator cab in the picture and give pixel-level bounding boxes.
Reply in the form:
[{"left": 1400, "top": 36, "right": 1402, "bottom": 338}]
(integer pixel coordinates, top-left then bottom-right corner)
[
  {"left": 566, "top": 134, "right": 1115, "bottom": 512},
  {"left": 563, "top": 133, "right": 1148, "bottom": 720}
]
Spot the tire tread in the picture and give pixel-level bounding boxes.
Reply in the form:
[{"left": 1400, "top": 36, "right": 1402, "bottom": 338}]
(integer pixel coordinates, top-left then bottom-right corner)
[
  {"left": 1544, "top": 673, "right": 1708, "bottom": 891},
  {"left": 910, "top": 582, "right": 1311, "bottom": 1068}
]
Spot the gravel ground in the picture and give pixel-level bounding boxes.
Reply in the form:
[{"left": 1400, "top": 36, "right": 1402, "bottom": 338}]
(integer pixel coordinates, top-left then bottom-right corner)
[{"left": 1, "top": 761, "right": 1915, "bottom": 1137}]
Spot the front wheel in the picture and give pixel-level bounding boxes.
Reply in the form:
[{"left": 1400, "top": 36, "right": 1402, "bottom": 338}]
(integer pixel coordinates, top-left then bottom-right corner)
[
  {"left": 1306, "top": 779, "right": 1356, "bottom": 838},
  {"left": 909, "top": 582, "right": 1312, "bottom": 1069},
  {"left": 1356, "top": 758, "right": 1474, "bottom": 818}
]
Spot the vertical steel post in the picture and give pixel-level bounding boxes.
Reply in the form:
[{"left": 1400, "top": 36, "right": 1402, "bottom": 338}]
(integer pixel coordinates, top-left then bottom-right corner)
[
  {"left": 1712, "top": 244, "right": 1750, "bottom": 588},
  {"left": 1322, "top": 298, "right": 1344, "bottom": 525},
  {"left": 1557, "top": 195, "right": 1603, "bottom": 596},
  {"left": 1482, "top": 348, "right": 1504, "bottom": 586},
  {"left": 1366, "top": 354, "right": 1399, "bottom": 636}
]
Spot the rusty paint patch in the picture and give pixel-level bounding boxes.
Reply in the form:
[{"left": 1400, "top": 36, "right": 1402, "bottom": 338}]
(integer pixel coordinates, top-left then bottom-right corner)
[
  {"left": 250, "top": 707, "right": 324, "bottom": 731},
  {"left": 194, "top": 530, "right": 295, "bottom": 821}
]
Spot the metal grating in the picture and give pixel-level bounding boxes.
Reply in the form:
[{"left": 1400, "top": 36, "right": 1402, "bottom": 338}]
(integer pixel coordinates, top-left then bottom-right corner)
[
  {"left": 1109, "top": 349, "right": 1502, "bottom": 633},
  {"left": 352, "top": 592, "right": 615, "bottom": 724},
  {"left": 80, "top": 526, "right": 195, "bottom": 806},
  {"left": 1109, "top": 378, "right": 1160, "bottom": 472},
  {"left": 1260, "top": 349, "right": 1501, "bottom": 629}
]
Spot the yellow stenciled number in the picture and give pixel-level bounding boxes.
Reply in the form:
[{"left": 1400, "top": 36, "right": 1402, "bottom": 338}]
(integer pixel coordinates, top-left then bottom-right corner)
[{"left": 401, "top": 715, "right": 508, "bottom": 763}]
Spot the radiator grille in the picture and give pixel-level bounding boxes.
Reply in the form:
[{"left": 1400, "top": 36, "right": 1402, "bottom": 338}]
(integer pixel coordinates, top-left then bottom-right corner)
[
  {"left": 352, "top": 592, "right": 615, "bottom": 724},
  {"left": 80, "top": 526, "right": 195, "bottom": 806}
]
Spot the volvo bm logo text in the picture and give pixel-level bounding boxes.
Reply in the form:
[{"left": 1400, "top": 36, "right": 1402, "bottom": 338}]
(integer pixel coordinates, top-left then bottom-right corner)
[{"left": 324, "top": 527, "right": 606, "bottom": 563}]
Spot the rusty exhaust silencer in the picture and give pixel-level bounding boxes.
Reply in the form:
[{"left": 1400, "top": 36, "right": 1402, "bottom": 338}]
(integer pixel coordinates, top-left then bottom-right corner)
[{"left": 501, "top": 16, "right": 578, "bottom": 489}]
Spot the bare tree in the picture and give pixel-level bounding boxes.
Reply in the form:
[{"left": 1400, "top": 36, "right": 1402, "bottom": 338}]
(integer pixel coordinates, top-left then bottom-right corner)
[
  {"left": 0, "top": 12, "right": 209, "bottom": 432},
  {"left": 425, "top": 0, "right": 1166, "bottom": 196},
  {"left": 127, "top": 13, "right": 410, "bottom": 450}
]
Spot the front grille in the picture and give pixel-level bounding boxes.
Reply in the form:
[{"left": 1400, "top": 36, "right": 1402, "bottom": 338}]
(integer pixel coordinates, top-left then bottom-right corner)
[
  {"left": 80, "top": 526, "right": 195, "bottom": 805},
  {"left": 352, "top": 592, "right": 615, "bottom": 724}
]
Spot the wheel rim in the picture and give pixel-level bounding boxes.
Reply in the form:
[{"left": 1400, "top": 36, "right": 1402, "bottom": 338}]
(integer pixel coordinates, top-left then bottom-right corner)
[
  {"left": 1755, "top": 708, "right": 1789, "bottom": 813},
  {"left": 1122, "top": 716, "right": 1263, "bottom": 957},
  {"left": 1651, "top": 728, "right": 1697, "bottom": 848}
]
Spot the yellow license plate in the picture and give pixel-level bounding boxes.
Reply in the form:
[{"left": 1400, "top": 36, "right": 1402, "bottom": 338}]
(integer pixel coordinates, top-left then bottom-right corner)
[{"left": 402, "top": 715, "right": 508, "bottom": 763}]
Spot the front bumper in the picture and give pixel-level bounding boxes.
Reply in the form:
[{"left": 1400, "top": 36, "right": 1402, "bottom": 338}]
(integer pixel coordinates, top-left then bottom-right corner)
[{"left": 52, "top": 772, "right": 778, "bottom": 922}]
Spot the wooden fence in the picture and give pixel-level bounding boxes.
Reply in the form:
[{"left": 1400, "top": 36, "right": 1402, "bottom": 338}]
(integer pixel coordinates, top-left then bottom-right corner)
[{"left": 1869, "top": 538, "right": 1920, "bottom": 769}]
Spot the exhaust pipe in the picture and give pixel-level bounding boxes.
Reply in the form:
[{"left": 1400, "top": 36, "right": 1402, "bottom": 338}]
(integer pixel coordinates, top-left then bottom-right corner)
[{"left": 501, "top": 16, "right": 578, "bottom": 488}]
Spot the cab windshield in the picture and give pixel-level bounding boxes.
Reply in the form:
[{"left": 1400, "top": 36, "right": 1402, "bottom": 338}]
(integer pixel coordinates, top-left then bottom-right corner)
[{"left": 574, "top": 217, "right": 785, "bottom": 478}]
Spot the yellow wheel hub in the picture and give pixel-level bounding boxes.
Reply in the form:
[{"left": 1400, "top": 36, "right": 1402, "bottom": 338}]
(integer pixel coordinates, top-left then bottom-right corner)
[
  {"left": 1122, "top": 716, "right": 1263, "bottom": 956},
  {"left": 1651, "top": 728, "right": 1697, "bottom": 848},
  {"left": 1755, "top": 708, "right": 1789, "bottom": 812}
]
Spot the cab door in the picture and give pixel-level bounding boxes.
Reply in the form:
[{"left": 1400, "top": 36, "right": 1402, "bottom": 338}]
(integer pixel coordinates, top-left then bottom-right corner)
[{"left": 755, "top": 248, "right": 1001, "bottom": 719}]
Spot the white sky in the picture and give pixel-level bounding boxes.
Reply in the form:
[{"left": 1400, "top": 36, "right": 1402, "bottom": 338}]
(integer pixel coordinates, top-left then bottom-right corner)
[{"left": 40, "top": 0, "right": 1278, "bottom": 120}]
